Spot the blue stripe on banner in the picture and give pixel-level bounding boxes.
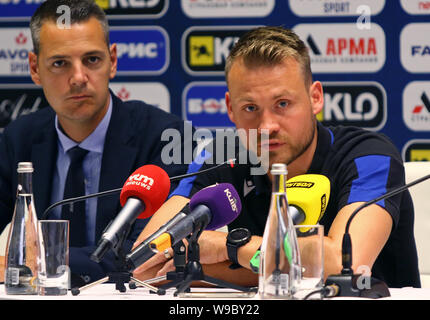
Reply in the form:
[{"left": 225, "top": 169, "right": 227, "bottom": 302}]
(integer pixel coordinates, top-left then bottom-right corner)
[
  {"left": 168, "top": 148, "right": 213, "bottom": 198},
  {"left": 347, "top": 155, "right": 391, "bottom": 208}
]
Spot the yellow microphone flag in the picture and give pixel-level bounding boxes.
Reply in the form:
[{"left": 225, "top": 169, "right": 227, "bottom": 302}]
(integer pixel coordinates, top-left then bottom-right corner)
[{"left": 286, "top": 174, "right": 331, "bottom": 230}]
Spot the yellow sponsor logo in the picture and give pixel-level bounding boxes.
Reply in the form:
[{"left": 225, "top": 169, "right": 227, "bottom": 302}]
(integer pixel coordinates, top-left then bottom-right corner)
[
  {"left": 286, "top": 182, "right": 314, "bottom": 188},
  {"left": 189, "top": 36, "right": 214, "bottom": 66},
  {"left": 320, "top": 194, "right": 327, "bottom": 218},
  {"left": 410, "top": 149, "right": 430, "bottom": 162}
]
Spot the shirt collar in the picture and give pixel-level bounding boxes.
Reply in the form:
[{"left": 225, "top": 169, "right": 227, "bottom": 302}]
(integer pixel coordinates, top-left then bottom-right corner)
[
  {"left": 55, "top": 94, "right": 113, "bottom": 154},
  {"left": 307, "top": 122, "right": 334, "bottom": 174}
]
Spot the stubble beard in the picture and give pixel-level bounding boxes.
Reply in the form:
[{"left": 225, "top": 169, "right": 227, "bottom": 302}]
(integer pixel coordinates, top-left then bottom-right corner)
[{"left": 268, "top": 117, "right": 317, "bottom": 169}]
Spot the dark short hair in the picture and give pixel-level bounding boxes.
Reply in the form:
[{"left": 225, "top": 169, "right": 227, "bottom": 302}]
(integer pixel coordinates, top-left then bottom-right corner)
[
  {"left": 30, "top": 0, "right": 109, "bottom": 55},
  {"left": 225, "top": 26, "right": 312, "bottom": 87}
]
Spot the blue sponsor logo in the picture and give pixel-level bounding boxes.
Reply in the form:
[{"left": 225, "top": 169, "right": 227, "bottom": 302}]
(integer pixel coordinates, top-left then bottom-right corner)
[
  {"left": 182, "top": 82, "right": 234, "bottom": 128},
  {"left": 411, "top": 45, "right": 430, "bottom": 56},
  {"left": 110, "top": 27, "right": 169, "bottom": 75}
]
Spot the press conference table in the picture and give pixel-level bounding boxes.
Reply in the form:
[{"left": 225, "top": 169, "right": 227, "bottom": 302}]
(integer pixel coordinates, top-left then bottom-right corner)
[{"left": 0, "top": 283, "right": 429, "bottom": 300}]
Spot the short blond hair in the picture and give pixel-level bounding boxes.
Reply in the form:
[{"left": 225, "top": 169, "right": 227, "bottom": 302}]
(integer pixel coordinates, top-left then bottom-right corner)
[{"left": 225, "top": 26, "right": 312, "bottom": 87}]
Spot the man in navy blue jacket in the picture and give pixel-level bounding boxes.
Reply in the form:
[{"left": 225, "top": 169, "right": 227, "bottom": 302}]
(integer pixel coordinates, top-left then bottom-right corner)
[
  {"left": 132, "top": 26, "right": 420, "bottom": 289},
  {"left": 0, "top": 0, "right": 191, "bottom": 287}
]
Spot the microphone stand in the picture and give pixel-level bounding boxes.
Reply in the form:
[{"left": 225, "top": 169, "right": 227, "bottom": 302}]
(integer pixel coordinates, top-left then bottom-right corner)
[
  {"left": 325, "top": 172, "right": 430, "bottom": 299},
  {"left": 153, "top": 226, "right": 257, "bottom": 296},
  {"left": 128, "top": 240, "right": 188, "bottom": 292},
  {"left": 71, "top": 223, "right": 159, "bottom": 296}
]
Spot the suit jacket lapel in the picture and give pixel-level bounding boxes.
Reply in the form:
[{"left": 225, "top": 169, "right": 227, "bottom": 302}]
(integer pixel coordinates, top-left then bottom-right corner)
[
  {"left": 95, "top": 94, "right": 138, "bottom": 239},
  {"left": 31, "top": 120, "right": 57, "bottom": 219}
]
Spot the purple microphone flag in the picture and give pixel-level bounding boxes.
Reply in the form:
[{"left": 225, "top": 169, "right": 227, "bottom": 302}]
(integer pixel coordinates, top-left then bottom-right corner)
[{"left": 189, "top": 183, "right": 242, "bottom": 230}]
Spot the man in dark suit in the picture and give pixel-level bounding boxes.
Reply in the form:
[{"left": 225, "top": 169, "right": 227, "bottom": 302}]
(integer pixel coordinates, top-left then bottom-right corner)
[{"left": 0, "top": 0, "right": 191, "bottom": 286}]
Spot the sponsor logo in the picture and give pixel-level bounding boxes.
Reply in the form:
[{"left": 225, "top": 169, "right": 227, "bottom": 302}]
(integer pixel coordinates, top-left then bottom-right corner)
[
  {"left": 0, "top": 84, "right": 48, "bottom": 132},
  {"left": 127, "top": 173, "right": 154, "bottom": 190},
  {"left": 243, "top": 180, "right": 256, "bottom": 197},
  {"left": 182, "top": 26, "right": 257, "bottom": 75},
  {"left": 320, "top": 194, "right": 327, "bottom": 217},
  {"left": 110, "top": 26, "right": 169, "bottom": 75},
  {"left": 316, "top": 82, "right": 387, "bottom": 130},
  {"left": 109, "top": 82, "right": 170, "bottom": 112},
  {"left": 400, "top": 0, "right": 430, "bottom": 15},
  {"left": 403, "top": 81, "right": 430, "bottom": 131},
  {"left": 224, "top": 187, "right": 239, "bottom": 213},
  {"left": 95, "top": 0, "right": 168, "bottom": 19},
  {"left": 181, "top": 0, "right": 274, "bottom": 18},
  {"left": 182, "top": 81, "right": 233, "bottom": 128},
  {"left": 402, "top": 140, "right": 430, "bottom": 162},
  {"left": 0, "top": 28, "right": 33, "bottom": 76},
  {"left": 286, "top": 182, "right": 315, "bottom": 188},
  {"left": 293, "top": 23, "right": 386, "bottom": 73},
  {"left": 400, "top": 23, "right": 430, "bottom": 73},
  {"left": 288, "top": 0, "right": 385, "bottom": 17}
]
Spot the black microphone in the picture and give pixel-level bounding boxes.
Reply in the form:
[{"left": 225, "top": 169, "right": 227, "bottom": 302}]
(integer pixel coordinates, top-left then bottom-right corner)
[
  {"left": 41, "top": 159, "right": 235, "bottom": 220},
  {"left": 324, "top": 170, "right": 430, "bottom": 299},
  {"left": 125, "top": 203, "right": 190, "bottom": 271}
]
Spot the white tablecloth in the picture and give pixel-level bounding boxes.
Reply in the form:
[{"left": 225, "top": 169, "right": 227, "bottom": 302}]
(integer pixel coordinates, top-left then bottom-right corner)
[{"left": 0, "top": 284, "right": 429, "bottom": 300}]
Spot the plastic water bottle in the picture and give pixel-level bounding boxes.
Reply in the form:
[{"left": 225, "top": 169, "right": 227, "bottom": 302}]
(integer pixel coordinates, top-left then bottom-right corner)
[
  {"left": 259, "top": 163, "right": 301, "bottom": 299},
  {"left": 5, "top": 162, "right": 39, "bottom": 295}
]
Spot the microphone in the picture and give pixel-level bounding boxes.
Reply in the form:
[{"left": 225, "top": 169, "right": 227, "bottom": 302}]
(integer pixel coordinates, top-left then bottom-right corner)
[
  {"left": 249, "top": 174, "right": 330, "bottom": 274},
  {"left": 125, "top": 203, "right": 190, "bottom": 271},
  {"left": 325, "top": 170, "right": 430, "bottom": 298},
  {"left": 285, "top": 174, "right": 331, "bottom": 231},
  {"left": 91, "top": 165, "right": 170, "bottom": 263},
  {"left": 148, "top": 183, "right": 241, "bottom": 255}
]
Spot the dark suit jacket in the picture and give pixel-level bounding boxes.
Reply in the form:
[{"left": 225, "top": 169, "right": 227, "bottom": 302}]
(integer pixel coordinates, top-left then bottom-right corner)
[{"left": 0, "top": 92, "right": 192, "bottom": 285}]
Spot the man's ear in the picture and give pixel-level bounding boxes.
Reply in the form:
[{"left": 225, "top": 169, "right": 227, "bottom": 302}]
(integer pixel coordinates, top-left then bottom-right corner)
[
  {"left": 309, "top": 81, "right": 324, "bottom": 115},
  {"left": 109, "top": 43, "right": 118, "bottom": 79},
  {"left": 226, "top": 91, "right": 235, "bottom": 124},
  {"left": 28, "top": 51, "right": 41, "bottom": 85}
]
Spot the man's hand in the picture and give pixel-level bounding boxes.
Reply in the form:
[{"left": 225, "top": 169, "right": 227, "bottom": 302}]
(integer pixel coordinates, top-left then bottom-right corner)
[{"left": 195, "top": 230, "right": 229, "bottom": 264}]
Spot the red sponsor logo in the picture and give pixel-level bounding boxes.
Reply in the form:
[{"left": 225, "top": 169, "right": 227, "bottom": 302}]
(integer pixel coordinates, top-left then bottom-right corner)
[
  {"left": 326, "top": 38, "right": 377, "bottom": 55},
  {"left": 15, "top": 33, "right": 27, "bottom": 45},
  {"left": 419, "top": 1, "right": 430, "bottom": 10}
]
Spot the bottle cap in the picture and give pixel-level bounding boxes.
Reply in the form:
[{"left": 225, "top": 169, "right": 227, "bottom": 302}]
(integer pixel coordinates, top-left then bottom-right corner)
[
  {"left": 17, "top": 162, "right": 34, "bottom": 173},
  {"left": 270, "top": 163, "right": 287, "bottom": 175}
]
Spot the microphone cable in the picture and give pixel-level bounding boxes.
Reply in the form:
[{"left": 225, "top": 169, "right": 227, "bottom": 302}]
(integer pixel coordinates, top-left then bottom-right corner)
[{"left": 303, "top": 284, "right": 340, "bottom": 300}]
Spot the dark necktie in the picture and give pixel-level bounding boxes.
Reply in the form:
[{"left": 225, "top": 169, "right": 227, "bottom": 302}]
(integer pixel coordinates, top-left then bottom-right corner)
[{"left": 61, "top": 146, "right": 89, "bottom": 247}]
